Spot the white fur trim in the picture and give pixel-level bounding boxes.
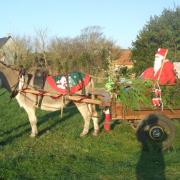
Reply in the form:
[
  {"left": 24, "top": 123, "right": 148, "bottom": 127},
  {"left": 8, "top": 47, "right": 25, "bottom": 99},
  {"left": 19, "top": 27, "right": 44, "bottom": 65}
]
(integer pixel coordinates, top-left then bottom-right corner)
[
  {"left": 154, "top": 56, "right": 163, "bottom": 74},
  {"left": 104, "top": 109, "right": 110, "bottom": 114}
]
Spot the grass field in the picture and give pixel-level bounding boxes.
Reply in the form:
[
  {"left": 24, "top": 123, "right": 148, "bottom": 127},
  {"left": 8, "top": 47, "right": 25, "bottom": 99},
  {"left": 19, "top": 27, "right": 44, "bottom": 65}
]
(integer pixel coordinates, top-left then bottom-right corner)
[{"left": 0, "top": 89, "right": 180, "bottom": 179}]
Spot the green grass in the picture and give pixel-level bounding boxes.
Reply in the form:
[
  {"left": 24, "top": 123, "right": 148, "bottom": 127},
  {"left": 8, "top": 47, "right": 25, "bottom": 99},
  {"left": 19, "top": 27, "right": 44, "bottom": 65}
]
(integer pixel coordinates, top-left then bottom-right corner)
[{"left": 0, "top": 89, "right": 180, "bottom": 179}]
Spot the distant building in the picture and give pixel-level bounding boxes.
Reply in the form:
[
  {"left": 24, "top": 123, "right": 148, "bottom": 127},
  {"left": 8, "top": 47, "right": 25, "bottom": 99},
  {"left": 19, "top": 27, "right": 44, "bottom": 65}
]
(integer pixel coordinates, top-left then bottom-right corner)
[
  {"left": 112, "top": 49, "right": 133, "bottom": 70},
  {"left": 0, "top": 36, "right": 16, "bottom": 65}
]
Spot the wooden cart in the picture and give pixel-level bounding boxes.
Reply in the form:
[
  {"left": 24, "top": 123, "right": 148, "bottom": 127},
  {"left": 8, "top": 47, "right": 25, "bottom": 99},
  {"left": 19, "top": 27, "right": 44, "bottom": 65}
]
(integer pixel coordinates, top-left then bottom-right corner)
[
  {"left": 110, "top": 100, "right": 180, "bottom": 126},
  {"left": 107, "top": 99, "right": 180, "bottom": 150},
  {"left": 21, "top": 88, "right": 179, "bottom": 150}
]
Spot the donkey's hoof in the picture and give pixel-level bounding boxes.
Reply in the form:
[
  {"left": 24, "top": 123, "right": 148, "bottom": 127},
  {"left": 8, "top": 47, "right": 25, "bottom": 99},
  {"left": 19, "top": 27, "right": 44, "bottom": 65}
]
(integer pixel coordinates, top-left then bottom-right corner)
[
  {"left": 92, "top": 130, "right": 99, "bottom": 136},
  {"left": 30, "top": 133, "right": 37, "bottom": 138},
  {"left": 30, "top": 134, "right": 36, "bottom": 138},
  {"left": 80, "top": 132, "right": 88, "bottom": 137}
]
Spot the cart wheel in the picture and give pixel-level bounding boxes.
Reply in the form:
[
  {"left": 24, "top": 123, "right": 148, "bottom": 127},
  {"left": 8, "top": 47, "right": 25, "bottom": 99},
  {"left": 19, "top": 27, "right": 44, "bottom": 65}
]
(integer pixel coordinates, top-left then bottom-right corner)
[{"left": 136, "top": 113, "right": 176, "bottom": 151}]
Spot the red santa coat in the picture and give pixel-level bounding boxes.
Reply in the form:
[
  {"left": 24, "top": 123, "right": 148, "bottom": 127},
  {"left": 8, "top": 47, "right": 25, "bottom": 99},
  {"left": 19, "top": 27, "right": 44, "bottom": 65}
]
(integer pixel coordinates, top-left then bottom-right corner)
[{"left": 141, "top": 60, "right": 176, "bottom": 85}]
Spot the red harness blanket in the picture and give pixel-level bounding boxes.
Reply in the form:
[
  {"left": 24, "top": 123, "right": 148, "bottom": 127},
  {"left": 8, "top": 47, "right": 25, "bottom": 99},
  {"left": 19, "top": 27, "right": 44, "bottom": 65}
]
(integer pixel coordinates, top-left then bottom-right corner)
[{"left": 47, "top": 72, "right": 91, "bottom": 95}]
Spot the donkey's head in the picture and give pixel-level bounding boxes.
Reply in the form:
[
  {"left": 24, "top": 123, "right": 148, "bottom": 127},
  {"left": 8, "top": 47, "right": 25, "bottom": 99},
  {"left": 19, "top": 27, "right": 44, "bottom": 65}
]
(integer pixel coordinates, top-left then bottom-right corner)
[
  {"left": 0, "top": 62, "right": 18, "bottom": 92},
  {"left": 0, "top": 71, "right": 12, "bottom": 92}
]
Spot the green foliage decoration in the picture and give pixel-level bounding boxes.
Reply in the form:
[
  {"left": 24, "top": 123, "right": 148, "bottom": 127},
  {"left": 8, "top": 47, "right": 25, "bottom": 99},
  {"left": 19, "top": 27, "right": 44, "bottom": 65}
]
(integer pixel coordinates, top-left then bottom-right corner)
[
  {"left": 161, "top": 80, "right": 180, "bottom": 109},
  {"left": 105, "top": 76, "right": 180, "bottom": 111},
  {"left": 105, "top": 77, "right": 154, "bottom": 110}
]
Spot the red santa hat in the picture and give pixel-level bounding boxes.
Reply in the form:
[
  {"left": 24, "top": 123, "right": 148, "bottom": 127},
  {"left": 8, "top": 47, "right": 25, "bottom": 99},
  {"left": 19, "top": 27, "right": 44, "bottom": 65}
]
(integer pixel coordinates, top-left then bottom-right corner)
[{"left": 155, "top": 48, "right": 168, "bottom": 58}]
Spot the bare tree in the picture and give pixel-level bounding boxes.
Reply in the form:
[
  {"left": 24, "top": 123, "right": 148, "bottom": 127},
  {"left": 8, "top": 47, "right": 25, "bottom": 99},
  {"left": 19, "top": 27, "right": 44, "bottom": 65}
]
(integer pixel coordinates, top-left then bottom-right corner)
[
  {"left": 12, "top": 35, "right": 33, "bottom": 68},
  {"left": 47, "top": 26, "right": 121, "bottom": 76},
  {"left": 34, "top": 28, "right": 49, "bottom": 67}
]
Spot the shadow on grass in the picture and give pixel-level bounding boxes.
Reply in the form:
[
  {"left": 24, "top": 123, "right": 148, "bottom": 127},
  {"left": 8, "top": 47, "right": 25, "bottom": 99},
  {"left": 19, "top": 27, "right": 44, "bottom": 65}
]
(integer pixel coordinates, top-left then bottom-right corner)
[
  {"left": 136, "top": 145, "right": 165, "bottom": 180},
  {"left": 136, "top": 114, "right": 166, "bottom": 180},
  {"left": 0, "top": 127, "right": 31, "bottom": 146},
  {"left": 38, "top": 106, "right": 78, "bottom": 136},
  {"left": 0, "top": 104, "right": 79, "bottom": 147},
  {"left": 110, "top": 120, "right": 121, "bottom": 130},
  {"left": 0, "top": 122, "right": 29, "bottom": 136}
]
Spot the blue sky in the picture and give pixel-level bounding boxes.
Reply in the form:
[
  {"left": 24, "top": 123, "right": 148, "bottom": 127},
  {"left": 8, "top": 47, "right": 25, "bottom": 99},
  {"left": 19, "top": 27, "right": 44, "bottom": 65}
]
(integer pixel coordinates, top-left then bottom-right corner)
[{"left": 1, "top": 0, "right": 180, "bottom": 48}]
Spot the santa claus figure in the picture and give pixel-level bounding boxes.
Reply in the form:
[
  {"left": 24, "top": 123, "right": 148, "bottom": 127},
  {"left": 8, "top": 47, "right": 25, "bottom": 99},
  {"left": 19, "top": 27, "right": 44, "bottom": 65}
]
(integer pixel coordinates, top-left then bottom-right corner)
[
  {"left": 154, "top": 48, "right": 168, "bottom": 75},
  {"left": 141, "top": 48, "right": 176, "bottom": 85},
  {"left": 56, "top": 76, "right": 67, "bottom": 89}
]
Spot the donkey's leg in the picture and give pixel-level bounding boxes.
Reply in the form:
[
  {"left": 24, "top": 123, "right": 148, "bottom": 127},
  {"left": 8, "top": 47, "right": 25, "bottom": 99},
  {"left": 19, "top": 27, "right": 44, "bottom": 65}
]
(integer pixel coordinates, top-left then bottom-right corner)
[
  {"left": 23, "top": 105, "right": 38, "bottom": 137},
  {"left": 92, "top": 116, "right": 99, "bottom": 136},
  {"left": 88, "top": 104, "right": 99, "bottom": 136},
  {"left": 74, "top": 103, "right": 91, "bottom": 137}
]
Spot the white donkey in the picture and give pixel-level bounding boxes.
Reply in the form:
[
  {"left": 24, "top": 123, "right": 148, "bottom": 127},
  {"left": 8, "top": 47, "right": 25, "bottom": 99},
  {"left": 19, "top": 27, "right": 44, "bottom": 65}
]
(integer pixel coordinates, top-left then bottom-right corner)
[{"left": 0, "top": 62, "right": 99, "bottom": 137}]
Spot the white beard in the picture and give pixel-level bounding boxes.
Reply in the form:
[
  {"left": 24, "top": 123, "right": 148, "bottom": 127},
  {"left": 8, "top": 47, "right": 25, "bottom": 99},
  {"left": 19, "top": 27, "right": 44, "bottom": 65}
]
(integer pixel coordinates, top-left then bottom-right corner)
[{"left": 154, "top": 56, "right": 163, "bottom": 75}]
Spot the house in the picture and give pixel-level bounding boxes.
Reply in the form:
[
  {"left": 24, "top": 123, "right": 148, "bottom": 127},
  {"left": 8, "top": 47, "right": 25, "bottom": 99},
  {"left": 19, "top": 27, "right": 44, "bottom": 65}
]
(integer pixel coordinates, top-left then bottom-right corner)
[
  {"left": 0, "top": 36, "right": 16, "bottom": 65},
  {"left": 112, "top": 49, "right": 133, "bottom": 70}
]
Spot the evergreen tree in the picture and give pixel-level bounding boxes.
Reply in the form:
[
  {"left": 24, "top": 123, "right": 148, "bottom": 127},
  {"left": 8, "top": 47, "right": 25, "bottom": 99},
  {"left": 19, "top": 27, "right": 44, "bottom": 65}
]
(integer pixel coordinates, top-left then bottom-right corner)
[{"left": 131, "top": 7, "right": 180, "bottom": 75}]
